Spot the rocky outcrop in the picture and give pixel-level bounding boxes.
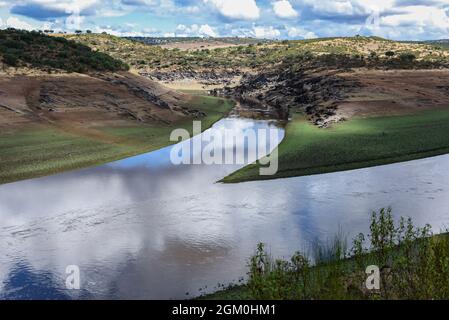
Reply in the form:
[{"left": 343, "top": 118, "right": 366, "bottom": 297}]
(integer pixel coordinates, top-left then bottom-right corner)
[
  {"left": 141, "top": 70, "right": 241, "bottom": 86},
  {"left": 213, "top": 68, "right": 360, "bottom": 127}
]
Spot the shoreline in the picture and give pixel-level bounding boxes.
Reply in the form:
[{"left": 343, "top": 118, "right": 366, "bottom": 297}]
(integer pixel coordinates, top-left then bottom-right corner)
[
  {"left": 222, "top": 109, "right": 449, "bottom": 183},
  {"left": 0, "top": 93, "right": 234, "bottom": 185}
]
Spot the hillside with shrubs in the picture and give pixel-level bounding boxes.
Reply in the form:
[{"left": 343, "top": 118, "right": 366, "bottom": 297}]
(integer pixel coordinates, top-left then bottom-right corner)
[{"left": 0, "top": 29, "right": 129, "bottom": 73}]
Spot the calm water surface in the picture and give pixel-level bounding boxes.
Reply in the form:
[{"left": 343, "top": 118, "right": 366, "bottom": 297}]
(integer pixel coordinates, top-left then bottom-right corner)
[{"left": 1, "top": 115, "right": 449, "bottom": 299}]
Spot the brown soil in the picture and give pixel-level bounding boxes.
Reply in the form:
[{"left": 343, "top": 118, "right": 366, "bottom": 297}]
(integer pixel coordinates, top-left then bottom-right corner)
[
  {"left": 0, "top": 72, "right": 199, "bottom": 140},
  {"left": 336, "top": 69, "right": 449, "bottom": 120}
]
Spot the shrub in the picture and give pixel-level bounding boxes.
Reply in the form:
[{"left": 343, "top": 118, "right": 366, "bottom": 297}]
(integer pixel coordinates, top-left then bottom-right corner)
[
  {"left": 0, "top": 29, "right": 128, "bottom": 72},
  {"left": 2, "top": 53, "right": 19, "bottom": 67},
  {"left": 246, "top": 207, "right": 449, "bottom": 300},
  {"left": 399, "top": 52, "right": 416, "bottom": 63}
]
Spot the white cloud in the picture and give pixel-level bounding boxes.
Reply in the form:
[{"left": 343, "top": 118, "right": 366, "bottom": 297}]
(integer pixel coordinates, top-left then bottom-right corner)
[
  {"left": 176, "top": 23, "right": 199, "bottom": 36},
  {"left": 300, "top": 0, "right": 356, "bottom": 16},
  {"left": 175, "top": 23, "right": 218, "bottom": 37},
  {"left": 287, "top": 26, "right": 317, "bottom": 39},
  {"left": 42, "top": 21, "right": 54, "bottom": 30},
  {"left": 381, "top": 6, "right": 449, "bottom": 30},
  {"left": 199, "top": 24, "right": 218, "bottom": 37},
  {"left": 253, "top": 25, "right": 281, "bottom": 39},
  {"left": 65, "top": 11, "right": 85, "bottom": 30},
  {"left": 5, "top": 0, "right": 449, "bottom": 40},
  {"left": 5, "top": 16, "right": 35, "bottom": 30},
  {"left": 204, "top": 0, "right": 260, "bottom": 20},
  {"left": 19, "top": 0, "right": 102, "bottom": 15},
  {"left": 272, "top": 1, "right": 298, "bottom": 19},
  {"left": 298, "top": 0, "right": 397, "bottom": 17}
]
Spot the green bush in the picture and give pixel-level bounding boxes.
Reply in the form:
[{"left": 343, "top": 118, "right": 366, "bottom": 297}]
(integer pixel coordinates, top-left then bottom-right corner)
[
  {"left": 2, "top": 53, "right": 19, "bottom": 67},
  {"left": 399, "top": 52, "right": 416, "bottom": 62},
  {"left": 0, "top": 29, "right": 129, "bottom": 73},
  {"left": 247, "top": 208, "right": 449, "bottom": 300}
]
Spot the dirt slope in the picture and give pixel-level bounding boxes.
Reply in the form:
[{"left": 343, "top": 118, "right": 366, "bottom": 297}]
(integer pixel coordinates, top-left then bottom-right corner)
[
  {"left": 0, "top": 71, "right": 202, "bottom": 136},
  {"left": 336, "top": 69, "right": 449, "bottom": 119}
]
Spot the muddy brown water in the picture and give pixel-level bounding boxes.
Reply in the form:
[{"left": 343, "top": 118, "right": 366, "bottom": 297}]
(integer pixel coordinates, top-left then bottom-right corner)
[{"left": 1, "top": 112, "right": 449, "bottom": 299}]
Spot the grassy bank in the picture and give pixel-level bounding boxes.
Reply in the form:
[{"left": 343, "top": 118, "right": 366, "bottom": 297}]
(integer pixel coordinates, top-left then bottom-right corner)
[
  {"left": 223, "top": 108, "right": 449, "bottom": 183},
  {"left": 203, "top": 208, "right": 449, "bottom": 300},
  {"left": 0, "top": 95, "right": 233, "bottom": 185}
]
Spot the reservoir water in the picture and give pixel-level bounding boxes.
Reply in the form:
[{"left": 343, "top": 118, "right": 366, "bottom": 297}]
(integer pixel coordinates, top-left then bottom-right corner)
[{"left": 1, "top": 112, "right": 449, "bottom": 299}]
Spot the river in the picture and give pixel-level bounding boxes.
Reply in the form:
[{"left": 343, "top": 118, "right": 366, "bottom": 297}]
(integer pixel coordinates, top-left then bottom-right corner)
[{"left": 1, "top": 112, "right": 449, "bottom": 299}]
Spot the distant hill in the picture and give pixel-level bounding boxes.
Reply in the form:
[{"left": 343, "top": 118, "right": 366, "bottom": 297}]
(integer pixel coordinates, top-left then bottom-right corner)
[
  {"left": 402, "top": 39, "right": 449, "bottom": 50},
  {"left": 124, "top": 36, "right": 270, "bottom": 46},
  {"left": 427, "top": 39, "right": 449, "bottom": 44},
  {"left": 0, "top": 29, "right": 129, "bottom": 73},
  {"left": 425, "top": 39, "right": 449, "bottom": 49},
  {"left": 65, "top": 34, "right": 449, "bottom": 74}
]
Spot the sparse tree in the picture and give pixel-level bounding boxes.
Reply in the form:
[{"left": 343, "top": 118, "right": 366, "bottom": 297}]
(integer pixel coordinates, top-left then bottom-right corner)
[{"left": 400, "top": 52, "right": 416, "bottom": 63}]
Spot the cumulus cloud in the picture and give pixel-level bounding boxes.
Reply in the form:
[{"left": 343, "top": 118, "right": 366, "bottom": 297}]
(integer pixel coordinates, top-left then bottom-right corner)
[
  {"left": 253, "top": 25, "right": 281, "bottom": 39},
  {"left": 296, "top": 0, "right": 397, "bottom": 19},
  {"left": 288, "top": 0, "right": 449, "bottom": 39},
  {"left": 203, "top": 0, "right": 260, "bottom": 20},
  {"left": 2, "top": 0, "right": 449, "bottom": 40},
  {"left": 199, "top": 24, "right": 218, "bottom": 37},
  {"left": 272, "top": 1, "right": 298, "bottom": 19},
  {"left": 176, "top": 23, "right": 218, "bottom": 37},
  {"left": 348, "top": 3, "right": 448, "bottom": 40},
  {"left": 381, "top": 5, "right": 449, "bottom": 30},
  {"left": 286, "top": 26, "right": 317, "bottom": 39},
  {"left": 11, "top": 0, "right": 102, "bottom": 18},
  {"left": 92, "top": 24, "right": 160, "bottom": 36},
  {"left": 5, "top": 16, "right": 35, "bottom": 30}
]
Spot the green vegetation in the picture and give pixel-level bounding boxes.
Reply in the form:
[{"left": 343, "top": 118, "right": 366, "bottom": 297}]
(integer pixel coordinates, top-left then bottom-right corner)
[
  {"left": 0, "top": 29, "right": 129, "bottom": 72},
  {"left": 0, "top": 95, "right": 233, "bottom": 184},
  {"left": 204, "top": 208, "right": 449, "bottom": 300},
  {"left": 125, "top": 36, "right": 268, "bottom": 46},
  {"left": 224, "top": 108, "right": 449, "bottom": 183},
  {"left": 0, "top": 127, "right": 135, "bottom": 183},
  {"left": 66, "top": 34, "right": 449, "bottom": 73},
  {"left": 101, "top": 95, "right": 232, "bottom": 142}
]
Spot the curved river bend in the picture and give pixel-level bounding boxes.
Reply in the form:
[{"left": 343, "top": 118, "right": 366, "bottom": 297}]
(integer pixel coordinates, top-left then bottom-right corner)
[{"left": 1, "top": 114, "right": 449, "bottom": 299}]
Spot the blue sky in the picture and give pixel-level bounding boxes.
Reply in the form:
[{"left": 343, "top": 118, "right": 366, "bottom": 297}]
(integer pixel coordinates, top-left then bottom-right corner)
[{"left": 0, "top": 1, "right": 448, "bottom": 40}]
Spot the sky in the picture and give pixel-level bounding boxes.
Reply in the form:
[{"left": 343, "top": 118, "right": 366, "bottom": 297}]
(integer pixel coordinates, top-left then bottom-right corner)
[{"left": 0, "top": 0, "right": 448, "bottom": 40}]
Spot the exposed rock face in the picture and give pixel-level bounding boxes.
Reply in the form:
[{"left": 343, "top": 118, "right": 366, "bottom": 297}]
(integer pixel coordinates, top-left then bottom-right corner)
[
  {"left": 213, "top": 68, "right": 360, "bottom": 127},
  {"left": 141, "top": 70, "right": 241, "bottom": 87},
  {"left": 216, "top": 67, "right": 449, "bottom": 128}
]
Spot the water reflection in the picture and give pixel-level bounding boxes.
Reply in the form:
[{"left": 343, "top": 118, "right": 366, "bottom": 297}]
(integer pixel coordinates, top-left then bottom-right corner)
[{"left": 1, "top": 117, "right": 449, "bottom": 299}]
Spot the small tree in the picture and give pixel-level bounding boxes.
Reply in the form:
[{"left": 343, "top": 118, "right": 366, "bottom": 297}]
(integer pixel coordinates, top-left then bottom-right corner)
[
  {"left": 2, "top": 53, "right": 19, "bottom": 67},
  {"left": 385, "top": 51, "right": 395, "bottom": 58},
  {"left": 400, "top": 52, "right": 416, "bottom": 63}
]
